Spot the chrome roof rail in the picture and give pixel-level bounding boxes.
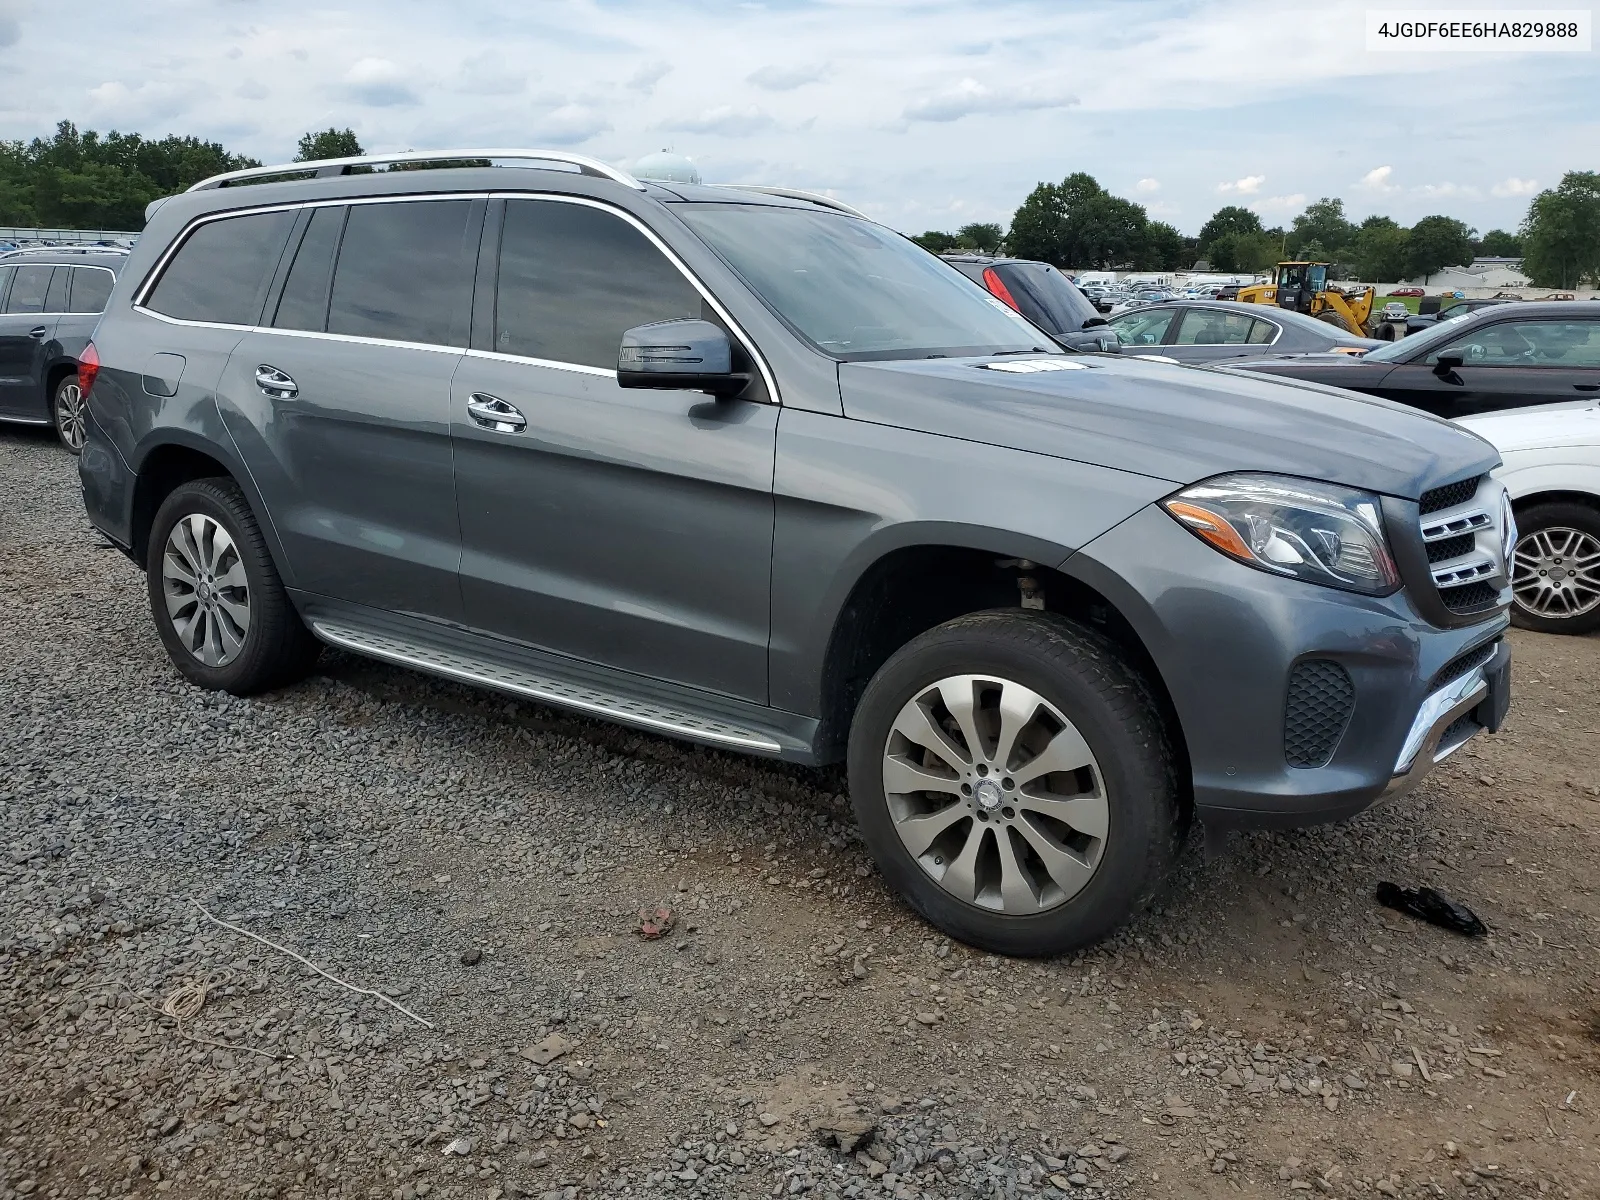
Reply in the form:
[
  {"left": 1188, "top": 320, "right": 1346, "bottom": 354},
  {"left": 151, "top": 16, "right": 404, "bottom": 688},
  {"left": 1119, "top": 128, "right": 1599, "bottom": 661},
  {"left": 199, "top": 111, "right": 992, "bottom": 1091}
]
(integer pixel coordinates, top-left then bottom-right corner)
[
  {"left": 715, "top": 184, "right": 868, "bottom": 220},
  {"left": 186, "top": 149, "right": 645, "bottom": 193}
]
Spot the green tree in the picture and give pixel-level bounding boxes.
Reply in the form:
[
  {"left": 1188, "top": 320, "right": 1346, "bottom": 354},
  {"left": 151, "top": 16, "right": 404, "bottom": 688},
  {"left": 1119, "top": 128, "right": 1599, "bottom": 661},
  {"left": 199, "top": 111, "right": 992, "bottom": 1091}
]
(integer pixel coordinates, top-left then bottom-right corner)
[
  {"left": 1007, "top": 172, "right": 1152, "bottom": 269},
  {"left": 1350, "top": 215, "right": 1411, "bottom": 282},
  {"left": 0, "top": 120, "right": 257, "bottom": 229},
  {"left": 1207, "top": 229, "right": 1278, "bottom": 273},
  {"left": 1520, "top": 171, "right": 1600, "bottom": 288},
  {"left": 1406, "top": 215, "right": 1475, "bottom": 283},
  {"left": 295, "top": 128, "right": 364, "bottom": 162},
  {"left": 1138, "top": 220, "right": 1186, "bottom": 271},
  {"left": 1288, "top": 197, "right": 1355, "bottom": 260},
  {"left": 911, "top": 230, "right": 960, "bottom": 253},
  {"left": 1477, "top": 229, "right": 1522, "bottom": 257},
  {"left": 1197, "top": 205, "right": 1262, "bottom": 248},
  {"left": 955, "top": 222, "right": 1004, "bottom": 253}
]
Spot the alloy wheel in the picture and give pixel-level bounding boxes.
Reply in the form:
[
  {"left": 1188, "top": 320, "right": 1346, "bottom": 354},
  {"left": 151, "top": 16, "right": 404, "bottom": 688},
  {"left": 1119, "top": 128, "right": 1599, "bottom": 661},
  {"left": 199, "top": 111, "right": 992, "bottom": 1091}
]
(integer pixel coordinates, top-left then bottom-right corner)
[
  {"left": 1511, "top": 527, "right": 1600, "bottom": 619},
  {"left": 161, "top": 514, "right": 251, "bottom": 666},
  {"left": 882, "top": 675, "right": 1108, "bottom": 915},
  {"left": 55, "top": 382, "right": 86, "bottom": 451}
]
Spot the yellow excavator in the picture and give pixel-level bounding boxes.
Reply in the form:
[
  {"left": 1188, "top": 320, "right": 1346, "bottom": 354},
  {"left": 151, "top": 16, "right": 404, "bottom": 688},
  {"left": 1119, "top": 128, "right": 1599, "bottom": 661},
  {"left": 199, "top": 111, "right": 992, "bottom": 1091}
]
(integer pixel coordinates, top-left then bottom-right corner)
[{"left": 1234, "top": 262, "right": 1377, "bottom": 336}]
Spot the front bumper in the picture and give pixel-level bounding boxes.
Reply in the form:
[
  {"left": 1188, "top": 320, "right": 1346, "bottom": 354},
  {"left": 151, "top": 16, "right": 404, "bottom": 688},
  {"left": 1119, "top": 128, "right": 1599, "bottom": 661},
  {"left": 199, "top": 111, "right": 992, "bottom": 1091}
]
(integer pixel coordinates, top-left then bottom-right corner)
[{"left": 1066, "top": 506, "right": 1511, "bottom": 830}]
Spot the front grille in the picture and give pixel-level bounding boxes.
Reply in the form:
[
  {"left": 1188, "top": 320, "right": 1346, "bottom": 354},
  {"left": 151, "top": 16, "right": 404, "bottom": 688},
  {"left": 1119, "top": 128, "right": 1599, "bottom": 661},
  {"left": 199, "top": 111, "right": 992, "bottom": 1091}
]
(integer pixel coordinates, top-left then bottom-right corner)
[
  {"left": 1419, "top": 477, "right": 1481, "bottom": 516},
  {"left": 1434, "top": 639, "right": 1498, "bottom": 689},
  {"left": 1441, "top": 580, "right": 1499, "bottom": 613},
  {"left": 1438, "top": 713, "right": 1479, "bottom": 751},
  {"left": 1426, "top": 532, "right": 1477, "bottom": 564},
  {"left": 1284, "top": 659, "right": 1355, "bottom": 768}
]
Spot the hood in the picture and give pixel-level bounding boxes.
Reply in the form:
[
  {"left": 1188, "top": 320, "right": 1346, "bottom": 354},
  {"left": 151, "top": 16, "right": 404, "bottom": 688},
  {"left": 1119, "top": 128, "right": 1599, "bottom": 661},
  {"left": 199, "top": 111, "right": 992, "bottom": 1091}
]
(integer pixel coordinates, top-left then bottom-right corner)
[
  {"left": 1456, "top": 400, "right": 1600, "bottom": 453},
  {"left": 838, "top": 354, "right": 1499, "bottom": 499}
]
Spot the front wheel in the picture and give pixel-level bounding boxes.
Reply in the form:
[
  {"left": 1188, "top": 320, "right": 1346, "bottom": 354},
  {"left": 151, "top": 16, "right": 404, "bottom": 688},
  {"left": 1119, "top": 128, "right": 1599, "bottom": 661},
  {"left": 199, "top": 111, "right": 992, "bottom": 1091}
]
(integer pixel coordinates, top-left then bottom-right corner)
[
  {"left": 847, "top": 610, "right": 1183, "bottom": 957},
  {"left": 53, "top": 375, "right": 87, "bottom": 454},
  {"left": 1510, "top": 502, "right": 1600, "bottom": 635}
]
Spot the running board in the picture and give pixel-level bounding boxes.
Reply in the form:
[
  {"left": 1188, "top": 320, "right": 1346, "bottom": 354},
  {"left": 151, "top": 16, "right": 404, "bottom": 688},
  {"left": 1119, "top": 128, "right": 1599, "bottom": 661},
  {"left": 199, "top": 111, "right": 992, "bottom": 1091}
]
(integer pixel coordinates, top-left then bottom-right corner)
[{"left": 310, "top": 620, "right": 784, "bottom": 754}]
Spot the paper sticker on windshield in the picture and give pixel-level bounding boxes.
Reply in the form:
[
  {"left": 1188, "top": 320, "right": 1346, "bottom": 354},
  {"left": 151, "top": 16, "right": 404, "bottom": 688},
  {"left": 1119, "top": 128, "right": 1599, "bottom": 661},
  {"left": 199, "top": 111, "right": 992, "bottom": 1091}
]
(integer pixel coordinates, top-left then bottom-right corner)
[{"left": 978, "top": 359, "right": 1089, "bottom": 373}]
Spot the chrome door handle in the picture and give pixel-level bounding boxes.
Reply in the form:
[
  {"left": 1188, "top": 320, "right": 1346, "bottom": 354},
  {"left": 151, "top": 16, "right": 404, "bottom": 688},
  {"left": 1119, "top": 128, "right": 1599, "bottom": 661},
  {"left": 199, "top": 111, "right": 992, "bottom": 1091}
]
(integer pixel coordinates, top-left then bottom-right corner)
[
  {"left": 466, "top": 393, "right": 526, "bottom": 432},
  {"left": 255, "top": 365, "right": 298, "bottom": 399},
  {"left": 28, "top": 326, "right": 47, "bottom": 338}
]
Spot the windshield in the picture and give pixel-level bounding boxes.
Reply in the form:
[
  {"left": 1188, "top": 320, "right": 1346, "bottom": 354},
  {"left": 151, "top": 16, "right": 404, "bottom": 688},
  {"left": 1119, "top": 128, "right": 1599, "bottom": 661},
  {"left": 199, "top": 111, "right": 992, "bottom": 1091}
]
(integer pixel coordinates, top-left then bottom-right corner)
[
  {"left": 1362, "top": 313, "right": 1474, "bottom": 362},
  {"left": 677, "top": 204, "right": 1053, "bottom": 361}
]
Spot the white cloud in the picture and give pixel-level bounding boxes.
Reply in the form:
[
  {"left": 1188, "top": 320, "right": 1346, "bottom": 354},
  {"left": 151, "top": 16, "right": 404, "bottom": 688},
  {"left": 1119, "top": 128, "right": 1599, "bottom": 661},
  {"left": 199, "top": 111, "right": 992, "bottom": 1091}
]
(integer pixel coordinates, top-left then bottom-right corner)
[
  {"left": 627, "top": 61, "right": 670, "bottom": 92},
  {"left": 235, "top": 80, "right": 269, "bottom": 101},
  {"left": 902, "top": 78, "right": 1077, "bottom": 123},
  {"left": 1250, "top": 193, "right": 1306, "bottom": 215},
  {"left": 341, "top": 57, "right": 418, "bottom": 107},
  {"left": 1491, "top": 176, "right": 1539, "bottom": 197},
  {"left": 455, "top": 50, "right": 525, "bottom": 96},
  {"left": 1413, "top": 182, "right": 1480, "bottom": 200},
  {"left": 531, "top": 103, "right": 611, "bottom": 146},
  {"left": 1217, "top": 174, "right": 1266, "bottom": 195},
  {"left": 84, "top": 80, "right": 197, "bottom": 126},
  {"left": 1135, "top": 178, "right": 1160, "bottom": 193},
  {"left": 0, "top": 0, "right": 20, "bottom": 48},
  {"left": 664, "top": 104, "right": 775, "bottom": 137},
  {"left": 748, "top": 63, "right": 828, "bottom": 91},
  {"left": 1357, "top": 165, "right": 1398, "bottom": 194}
]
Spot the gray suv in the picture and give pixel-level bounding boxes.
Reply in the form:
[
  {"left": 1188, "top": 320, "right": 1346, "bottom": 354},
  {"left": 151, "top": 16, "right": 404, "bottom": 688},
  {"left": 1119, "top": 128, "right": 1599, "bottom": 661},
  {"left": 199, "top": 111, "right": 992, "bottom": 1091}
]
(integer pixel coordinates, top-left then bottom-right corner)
[
  {"left": 78, "top": 149, "right": 1513, "bottom": 956},
  {"left": 0, "top": 247, "right": 123, "bottom": 451}
]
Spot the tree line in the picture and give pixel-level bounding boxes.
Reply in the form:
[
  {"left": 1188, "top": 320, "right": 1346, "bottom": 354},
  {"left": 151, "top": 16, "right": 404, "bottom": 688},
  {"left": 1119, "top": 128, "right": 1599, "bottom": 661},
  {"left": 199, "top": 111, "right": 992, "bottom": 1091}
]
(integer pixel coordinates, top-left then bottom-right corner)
[
  {"left": 0, "top": 123, "right": 367, "bottom": 231},
  {"left": 3, "top": 119, "right": 1595, "bottom": 288},
  {"left": 914, "top": 170, "right": 1600, "bottom": 289}
]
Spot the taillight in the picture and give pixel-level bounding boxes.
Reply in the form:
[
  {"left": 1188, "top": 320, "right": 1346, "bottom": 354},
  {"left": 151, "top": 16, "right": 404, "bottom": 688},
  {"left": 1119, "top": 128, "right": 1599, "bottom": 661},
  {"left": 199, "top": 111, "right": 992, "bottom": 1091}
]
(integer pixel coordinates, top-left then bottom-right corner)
[
  {"left": 78, "top": 342, "right": 100, "bottom": 397},
  {"left": 981, "top": 267, "right": 1021, "bottom": 312}
]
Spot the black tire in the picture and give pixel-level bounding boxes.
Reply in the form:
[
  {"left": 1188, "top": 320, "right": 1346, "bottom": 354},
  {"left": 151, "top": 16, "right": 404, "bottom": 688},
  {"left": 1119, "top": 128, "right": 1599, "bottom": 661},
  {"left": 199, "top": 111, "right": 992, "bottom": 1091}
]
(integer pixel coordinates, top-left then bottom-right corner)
[
  {"left": 53, "top": 374, "right": 87, "bottom": 455},
  {"left": 146, "top": 478, "right": 321, "bottom": 693},
  {"left": 847, "top": 609, "right": 1183, "bottom": 957},
  {"left": 1508, "top": 501, "right": 1600, "bottom": 635}
]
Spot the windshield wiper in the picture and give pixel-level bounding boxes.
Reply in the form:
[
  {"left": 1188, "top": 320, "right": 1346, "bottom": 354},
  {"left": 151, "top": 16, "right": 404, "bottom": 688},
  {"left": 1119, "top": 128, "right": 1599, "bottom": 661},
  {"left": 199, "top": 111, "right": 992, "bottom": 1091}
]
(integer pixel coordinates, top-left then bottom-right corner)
[{"left": 990, "top": 347, "right": 1054, "bottom": 356}]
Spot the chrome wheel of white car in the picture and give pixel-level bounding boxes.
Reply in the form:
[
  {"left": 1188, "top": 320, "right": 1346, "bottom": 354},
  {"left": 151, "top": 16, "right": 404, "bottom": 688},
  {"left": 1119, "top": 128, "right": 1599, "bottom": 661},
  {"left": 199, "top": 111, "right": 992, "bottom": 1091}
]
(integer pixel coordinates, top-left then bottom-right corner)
[{"left": 1512, "top": 526, "right": 1600, "bottom": 620}]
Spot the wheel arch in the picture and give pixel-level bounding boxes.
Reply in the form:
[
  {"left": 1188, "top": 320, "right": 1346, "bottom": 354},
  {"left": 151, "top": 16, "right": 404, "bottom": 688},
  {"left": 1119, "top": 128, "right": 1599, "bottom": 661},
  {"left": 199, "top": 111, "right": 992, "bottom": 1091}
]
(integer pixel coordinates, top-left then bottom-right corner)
[
  {"left": 129, "top": 431, "right": 293, "bottom": 585},
  {"left": 812, "top": 534, "right": 1191, "bottom": 819}
]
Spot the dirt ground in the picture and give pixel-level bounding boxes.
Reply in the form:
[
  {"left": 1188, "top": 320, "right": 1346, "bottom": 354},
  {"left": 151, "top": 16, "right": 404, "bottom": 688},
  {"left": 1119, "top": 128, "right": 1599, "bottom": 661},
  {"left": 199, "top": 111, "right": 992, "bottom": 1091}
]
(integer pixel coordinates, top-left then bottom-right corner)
[{"left": 2, "top": 426, "right": 1597, "bottom": 1200}]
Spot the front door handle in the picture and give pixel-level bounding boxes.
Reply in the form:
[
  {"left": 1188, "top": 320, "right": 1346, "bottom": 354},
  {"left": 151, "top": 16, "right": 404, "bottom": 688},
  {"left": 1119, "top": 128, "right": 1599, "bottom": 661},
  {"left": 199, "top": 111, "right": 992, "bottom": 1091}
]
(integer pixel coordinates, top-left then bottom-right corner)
[
  {"left": 1576, "top": 383, "right": 1600, "bottom": 393},
  {"left": 466, "top": 393, "right": 526, "bottom": 433},
  {"left": 28, "top": 326, "right": 47, "bottom": 339},
  {"left": 255, "top": 365, "right": 298, "bottom": 399}
]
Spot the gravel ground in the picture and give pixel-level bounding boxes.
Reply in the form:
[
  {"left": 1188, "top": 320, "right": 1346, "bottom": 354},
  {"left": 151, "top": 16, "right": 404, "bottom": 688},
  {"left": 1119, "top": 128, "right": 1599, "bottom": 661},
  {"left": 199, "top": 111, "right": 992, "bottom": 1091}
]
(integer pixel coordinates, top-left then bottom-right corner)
[{"left": 3, "top": 425, "right": 1598, "bottom": 1200}]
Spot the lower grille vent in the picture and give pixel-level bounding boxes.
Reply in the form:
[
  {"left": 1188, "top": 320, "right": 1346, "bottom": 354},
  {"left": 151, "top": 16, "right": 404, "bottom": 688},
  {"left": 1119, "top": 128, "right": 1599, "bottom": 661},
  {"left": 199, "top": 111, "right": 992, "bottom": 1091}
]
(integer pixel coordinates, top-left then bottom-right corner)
[{"left": 1285, "top": 659, "right": 1355, "bottom": 769}]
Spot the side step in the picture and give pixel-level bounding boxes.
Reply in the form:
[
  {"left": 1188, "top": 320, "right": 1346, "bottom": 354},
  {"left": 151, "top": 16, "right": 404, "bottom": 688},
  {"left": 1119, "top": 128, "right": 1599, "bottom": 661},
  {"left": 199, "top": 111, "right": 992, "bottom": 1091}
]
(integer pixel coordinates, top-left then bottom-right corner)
[{"left": 310, "top": 619, "right": 784, "bottom": 754}]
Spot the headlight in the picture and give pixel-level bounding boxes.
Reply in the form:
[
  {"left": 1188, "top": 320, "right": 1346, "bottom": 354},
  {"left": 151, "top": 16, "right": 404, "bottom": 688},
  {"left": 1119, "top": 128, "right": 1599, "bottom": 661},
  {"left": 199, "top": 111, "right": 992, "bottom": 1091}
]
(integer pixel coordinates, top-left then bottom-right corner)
[{"left": 1162, "top": 473, "right": 1400, "bottom": 595}]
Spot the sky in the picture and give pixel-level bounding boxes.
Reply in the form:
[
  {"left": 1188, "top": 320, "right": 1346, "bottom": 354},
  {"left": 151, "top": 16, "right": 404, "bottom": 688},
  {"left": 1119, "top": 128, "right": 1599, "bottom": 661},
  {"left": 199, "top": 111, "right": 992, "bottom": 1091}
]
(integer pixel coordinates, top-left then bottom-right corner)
[{"left": 0, "top": 0, "right": 1593, "bottom": 237}]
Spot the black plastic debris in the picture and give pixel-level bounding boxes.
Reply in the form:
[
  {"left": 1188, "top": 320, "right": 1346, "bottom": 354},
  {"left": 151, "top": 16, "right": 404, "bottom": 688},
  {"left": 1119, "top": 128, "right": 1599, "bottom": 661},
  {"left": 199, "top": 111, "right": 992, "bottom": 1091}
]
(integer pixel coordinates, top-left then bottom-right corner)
[{"left": 1375, "top": 882, "right": 1488, "bottom": 937}]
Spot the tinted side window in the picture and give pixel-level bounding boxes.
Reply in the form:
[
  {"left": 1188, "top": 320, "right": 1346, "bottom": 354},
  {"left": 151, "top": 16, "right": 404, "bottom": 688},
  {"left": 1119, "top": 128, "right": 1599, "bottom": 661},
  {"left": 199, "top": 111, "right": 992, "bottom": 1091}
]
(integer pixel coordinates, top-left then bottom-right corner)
[
  {"left": 1246, "top": 318, "right": 1276, "bottom": 344},
  {"left": 68, "top": 267, "right": 115, "bottom": 314},
  {"left": 1109, "top": 308, "right": 1176, "bottom": 346},
  {"left": 327, "top": 200, "right": 474, "bottom": 346},
  {"left": 146, "top": 210, "right": 295, "bottom": 325},
  {"left": 496, "top": 199, "right": 700, "bottom": 369},
  {"left": 44, "top": 267, "right": 70, "bottom": 312},
  {"left": 1174, "top": 310, "right": 1257, "bottom": 345},
  {"left": 5, "top": 265, "right": 53, "bottom": 314},
  {"left": 274, "top": 206, "right": 344, "bottom": 332}
]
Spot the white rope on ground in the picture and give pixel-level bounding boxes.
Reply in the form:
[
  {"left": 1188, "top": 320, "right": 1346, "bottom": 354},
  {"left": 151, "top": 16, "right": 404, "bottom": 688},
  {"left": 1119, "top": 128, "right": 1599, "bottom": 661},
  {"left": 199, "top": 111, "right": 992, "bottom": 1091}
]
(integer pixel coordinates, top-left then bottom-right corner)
[{"left": 190, "top": 899, "right": 435, "bottom": 1029}]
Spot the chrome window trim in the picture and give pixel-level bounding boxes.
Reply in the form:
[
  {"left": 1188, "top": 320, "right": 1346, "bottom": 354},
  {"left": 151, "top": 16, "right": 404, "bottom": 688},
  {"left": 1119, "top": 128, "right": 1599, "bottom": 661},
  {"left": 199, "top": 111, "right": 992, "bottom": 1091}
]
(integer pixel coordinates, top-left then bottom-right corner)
[
  {"left": 132, "top": 193, "right": 492, "bottom": 315},
  {"left": 63, "top": 265, "right": 117, "bottom": 314},
  {"left": 1172, "top": 304, "right": 1283, "bottom": 348},
  {"left": 244, "top": 325, "right": 464, "bottom": 357},
  {"left": 129, "top": 190, "right": 782, "bottom": 403},
  {"left": 489, "top": 191, "right": 781, "bottom": 404},
  {"left": 463, "top": 348, "right": 614, "bottom": 378}
]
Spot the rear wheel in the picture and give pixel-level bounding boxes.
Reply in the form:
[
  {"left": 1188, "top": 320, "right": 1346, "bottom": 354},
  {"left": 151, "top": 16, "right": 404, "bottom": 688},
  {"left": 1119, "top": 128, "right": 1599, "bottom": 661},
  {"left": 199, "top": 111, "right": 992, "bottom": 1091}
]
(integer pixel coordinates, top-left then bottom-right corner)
[
  {"left": 1509, "top": 501, "right": 1600, "bottom": 635},
  {"left": 53, "top": 375, "right": 86, "bottom": 454},
  {"left": 1315, "top": 308, "right": 1359, "bottom": 335},
  {"left": 146, "top": 478, "right": 321, "bottom": 693},
  {"left": 847, "top": 610, "right": 1183, "bottom": 957}
]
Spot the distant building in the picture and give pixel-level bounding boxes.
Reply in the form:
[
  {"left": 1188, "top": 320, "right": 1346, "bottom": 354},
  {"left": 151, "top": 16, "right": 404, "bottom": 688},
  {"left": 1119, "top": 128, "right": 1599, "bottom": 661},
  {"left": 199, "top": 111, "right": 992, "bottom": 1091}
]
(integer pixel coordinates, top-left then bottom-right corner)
[{"left": 1469, "top": 255, "right": 1524, "bottom": 271}]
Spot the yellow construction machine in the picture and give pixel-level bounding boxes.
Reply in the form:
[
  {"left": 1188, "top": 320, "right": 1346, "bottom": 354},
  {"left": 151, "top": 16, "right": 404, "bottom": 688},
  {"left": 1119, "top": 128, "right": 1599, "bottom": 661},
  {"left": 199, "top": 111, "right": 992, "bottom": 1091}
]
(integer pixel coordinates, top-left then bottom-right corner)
[{"left": 1235, "top": 262, "right": 1377, "bottom": 336}]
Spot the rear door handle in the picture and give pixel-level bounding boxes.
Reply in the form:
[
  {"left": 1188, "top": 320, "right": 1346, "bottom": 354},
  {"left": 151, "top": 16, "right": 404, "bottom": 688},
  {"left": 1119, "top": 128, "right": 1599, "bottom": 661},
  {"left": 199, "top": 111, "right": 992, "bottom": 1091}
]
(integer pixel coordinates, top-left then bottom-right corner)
[
  {"left": 466, "top": 393, "right": 526, "bottom": 433},
  {"left": 28, "top": 326, "right": 47, "bottom": 338},
  {"left": 1576, "top": 383, "right": 1600, "bottom": 392},
  {"left": 255, "top": 365, "right": 298, "bottom": 399}
]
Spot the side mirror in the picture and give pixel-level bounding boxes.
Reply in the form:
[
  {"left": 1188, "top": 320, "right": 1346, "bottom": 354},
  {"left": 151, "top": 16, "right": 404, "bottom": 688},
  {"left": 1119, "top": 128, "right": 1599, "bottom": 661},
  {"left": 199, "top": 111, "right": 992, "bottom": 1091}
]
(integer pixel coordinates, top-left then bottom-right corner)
[
  {"left": 618, "top": 319, "right": 748, "bottom": 397},
  {"left": 1432, "top": 353, "right": 1464, "bottom": 381}
]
